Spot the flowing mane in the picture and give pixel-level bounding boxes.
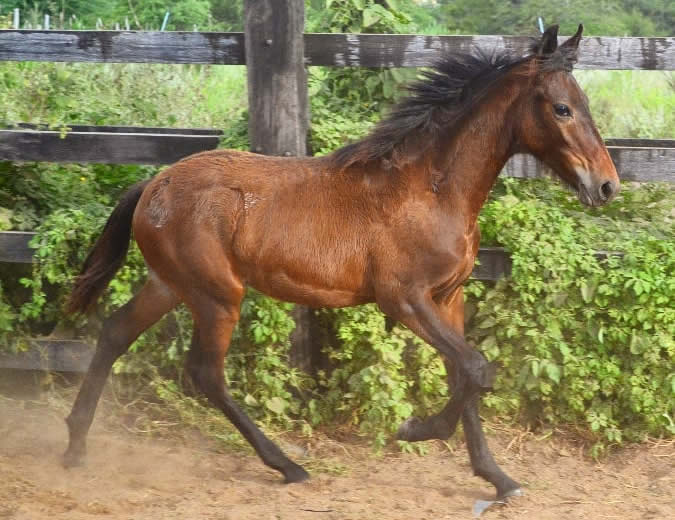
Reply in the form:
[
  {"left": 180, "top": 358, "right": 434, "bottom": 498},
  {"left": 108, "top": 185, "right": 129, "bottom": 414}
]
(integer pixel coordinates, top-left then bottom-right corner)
[{"left": 329, "top": 40, "right": 577, "bottom": 171}]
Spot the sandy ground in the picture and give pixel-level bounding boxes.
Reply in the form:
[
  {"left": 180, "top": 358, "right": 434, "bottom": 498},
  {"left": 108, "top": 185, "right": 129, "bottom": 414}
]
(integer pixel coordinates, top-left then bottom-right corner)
[{"left": 0, "top": 391, "right": 672, "bottom": 520}]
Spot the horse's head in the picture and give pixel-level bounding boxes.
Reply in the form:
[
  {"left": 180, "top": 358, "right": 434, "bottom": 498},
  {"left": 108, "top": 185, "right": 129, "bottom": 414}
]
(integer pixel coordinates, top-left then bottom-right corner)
[{"left": 516, "top": 24, "right": 620, "bottom": 207}]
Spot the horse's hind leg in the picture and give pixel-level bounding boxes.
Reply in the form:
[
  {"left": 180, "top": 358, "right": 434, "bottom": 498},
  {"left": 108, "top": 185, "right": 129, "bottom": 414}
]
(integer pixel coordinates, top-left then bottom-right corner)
[
  {"left": 63, "top": 276, "right": 179, "bottom": 467},
  {"left": 185, "top": 294, "right": 309, "bottom": 484}
]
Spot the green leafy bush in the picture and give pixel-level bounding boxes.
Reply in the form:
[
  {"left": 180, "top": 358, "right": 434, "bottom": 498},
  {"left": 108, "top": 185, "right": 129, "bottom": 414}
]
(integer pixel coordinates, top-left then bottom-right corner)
[{"left": 470, "top": 179, "right": 674, "bottom": 452}]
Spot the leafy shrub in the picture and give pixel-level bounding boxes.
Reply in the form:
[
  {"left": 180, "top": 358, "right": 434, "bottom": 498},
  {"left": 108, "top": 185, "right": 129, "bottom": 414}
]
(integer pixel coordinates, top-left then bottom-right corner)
[{"left": 470, "top": 179, "right": 674, "bottom": 452}]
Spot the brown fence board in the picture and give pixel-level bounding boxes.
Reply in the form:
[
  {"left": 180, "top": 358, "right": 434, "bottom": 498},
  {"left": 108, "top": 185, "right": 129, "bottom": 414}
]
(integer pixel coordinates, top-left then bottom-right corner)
[
  {"left": 0, "top": 31, "right": 672, "bottom": 70},
  {"left": 0, "top": 128, "right": 221, "bottom": 165},
  {"left": 504, "top": 146, "right": 675, "bottom": 182},
  {"left": 304, "top": 33, "right": 675, "bottom": 69},
  {"left": 1, "top": 127, "right": 670, "bottom": 180},
  {"left": 0, "top": 231, "right": 512, "bottom": 279},
  {"left": 0, "top": 30, "right": 245, "bottom": 64},
  {"left": 14, "top": 123, "right": 222, "bottom": 135},
  {"left": 0, "top": 231, "right": 36, "bottom": 263},
  {"left": 0, "top": 340, "right": 93, "bottom": 372}
]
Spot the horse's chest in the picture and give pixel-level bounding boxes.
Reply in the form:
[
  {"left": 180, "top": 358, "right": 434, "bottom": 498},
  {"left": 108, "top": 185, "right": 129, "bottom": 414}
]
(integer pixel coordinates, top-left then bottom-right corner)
[{"left": 432, "top": 228, "right": 480, "bottom": 302}]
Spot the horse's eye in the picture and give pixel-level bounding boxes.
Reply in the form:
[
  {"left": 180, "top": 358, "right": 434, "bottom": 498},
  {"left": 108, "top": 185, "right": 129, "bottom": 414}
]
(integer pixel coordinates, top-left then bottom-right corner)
[{"left": 554, "top": 103, "right": 572, "bottom": 117}]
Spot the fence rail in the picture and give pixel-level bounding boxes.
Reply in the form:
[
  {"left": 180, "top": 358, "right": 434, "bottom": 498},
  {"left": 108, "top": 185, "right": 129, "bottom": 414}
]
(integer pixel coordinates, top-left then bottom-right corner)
[
  {"left": 0, "top": 126, "right": 222, "bottom": 165},
  {"left": 0, "top": 126, "right": 671, "bottom": 181},
  {"left": 0, "top": 231, "right": 512, "bottom": 281},
  {"left": 0, "top": 340, "right": 92, "bottom": 372},
  {"left": 0, "top": 31, "right": 673, "bottom": 70}
]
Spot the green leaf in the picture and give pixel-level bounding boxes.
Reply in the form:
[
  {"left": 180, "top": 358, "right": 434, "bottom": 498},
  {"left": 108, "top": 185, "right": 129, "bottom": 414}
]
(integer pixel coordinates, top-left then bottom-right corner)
[
  {"left": 362, "top": 6, "right": 381, "bottom": 28},
  {"left": 580, "top": 281, "right": 596, "bottom": 303},
  {"left": 545, "top": 362, "right": 562, "bottom": 384},
  {"left": 265, "top": 397, "right": 288, "bottom": 415},
  {"left": 244, "top": 393, "right": 258, "bottom": 407},
  {"left": 480, "top": 335, "right": 499, "bottom": 360},
  {"left": 478, "top": 316, "right": 496, "bottom": 329}
]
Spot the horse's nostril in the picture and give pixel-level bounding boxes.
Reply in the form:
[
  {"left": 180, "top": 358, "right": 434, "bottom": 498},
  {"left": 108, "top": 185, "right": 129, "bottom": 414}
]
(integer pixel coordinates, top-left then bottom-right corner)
[{"left": 600, "top": 181, "right": 614, "bottom": 201}]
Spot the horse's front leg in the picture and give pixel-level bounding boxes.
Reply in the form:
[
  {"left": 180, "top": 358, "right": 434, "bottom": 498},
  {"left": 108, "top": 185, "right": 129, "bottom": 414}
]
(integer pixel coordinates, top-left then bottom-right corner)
[
  {"left": 393, "top": 287, "right": 522, "bottom": 500},
  {"left": 379, "top": 288, "right": 496, "bottom": 442}
]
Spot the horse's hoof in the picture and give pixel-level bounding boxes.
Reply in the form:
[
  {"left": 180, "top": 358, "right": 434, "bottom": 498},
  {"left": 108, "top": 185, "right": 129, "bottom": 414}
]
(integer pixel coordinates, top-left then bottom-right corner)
[
  {"left": 397, "top": 416, "right": 454, "bottom": 442},
  {"left": 498, "top": 487, "right": 524, "bottom": 501},
  {"left": 472, "top": 488, "right": 524, "bottom": 517},
  {"left": 62, "top": 449, "right": 85, "bottom": 468},
  {"left": 396, "top": 417, "right": 423, "bottom": 441},
  {"left": 283, "top": 463, "right": 310, "bottom": 484}
]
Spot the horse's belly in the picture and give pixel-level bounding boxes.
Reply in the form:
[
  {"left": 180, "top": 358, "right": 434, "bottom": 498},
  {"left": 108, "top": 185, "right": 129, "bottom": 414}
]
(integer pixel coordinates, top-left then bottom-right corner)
[
  {"left": 251, "top": 275, "right": 370, "bottom": 308},
  {"left": 244, "top": 252, "right": 372, "bottom": 308}
]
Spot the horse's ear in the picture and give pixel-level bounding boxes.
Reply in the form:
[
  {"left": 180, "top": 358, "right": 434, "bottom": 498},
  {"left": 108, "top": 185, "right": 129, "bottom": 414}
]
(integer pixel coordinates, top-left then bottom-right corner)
[
  {"left": 560, "top": 24, "right": 583, "bottom": 52},
  {"left": 536, "top": 24, "right": 559, "bottom": 56}
]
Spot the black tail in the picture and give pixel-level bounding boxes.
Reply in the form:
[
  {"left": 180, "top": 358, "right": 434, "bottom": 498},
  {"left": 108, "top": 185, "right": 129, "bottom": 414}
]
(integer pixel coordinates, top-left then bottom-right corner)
[{"left": 68, "top": 180, "right": 150, "bottom": 314}]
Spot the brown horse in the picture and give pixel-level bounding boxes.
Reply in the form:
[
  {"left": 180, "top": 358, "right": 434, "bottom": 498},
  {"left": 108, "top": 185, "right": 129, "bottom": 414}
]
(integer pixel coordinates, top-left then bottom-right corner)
[{"left": 64, "top": 25, "right": 619, "bottom": 500}]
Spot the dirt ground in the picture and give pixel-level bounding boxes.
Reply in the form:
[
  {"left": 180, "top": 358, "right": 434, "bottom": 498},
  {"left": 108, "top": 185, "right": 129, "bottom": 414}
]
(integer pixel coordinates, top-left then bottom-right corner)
[{"left": 0, "top": 389, "right": 672, "bottom": 520}]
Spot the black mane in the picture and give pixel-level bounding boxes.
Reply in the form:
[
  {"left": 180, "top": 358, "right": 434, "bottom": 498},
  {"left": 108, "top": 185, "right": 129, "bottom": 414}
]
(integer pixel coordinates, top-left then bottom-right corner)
[{"left": 329, "top": 46, "right": 558, "bottom": 171}]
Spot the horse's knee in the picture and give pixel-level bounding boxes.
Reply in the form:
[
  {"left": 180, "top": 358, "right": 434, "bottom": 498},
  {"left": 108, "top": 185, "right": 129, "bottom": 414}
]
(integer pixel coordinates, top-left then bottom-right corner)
[{"left": 465, "top": 352, "right": 497, "bottom": 392}]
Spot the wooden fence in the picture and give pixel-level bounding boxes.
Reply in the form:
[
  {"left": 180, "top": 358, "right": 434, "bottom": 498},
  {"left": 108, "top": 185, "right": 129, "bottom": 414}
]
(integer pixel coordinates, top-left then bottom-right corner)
[{"left": 0, "top": 0, "right": 673, "bottom": 372}]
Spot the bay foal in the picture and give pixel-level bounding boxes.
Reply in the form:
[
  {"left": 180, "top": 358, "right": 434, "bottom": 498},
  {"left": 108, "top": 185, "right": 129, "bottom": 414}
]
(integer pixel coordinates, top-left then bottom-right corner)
[{"left": 64, "top": 25, "right": 619, "bottom": 499}]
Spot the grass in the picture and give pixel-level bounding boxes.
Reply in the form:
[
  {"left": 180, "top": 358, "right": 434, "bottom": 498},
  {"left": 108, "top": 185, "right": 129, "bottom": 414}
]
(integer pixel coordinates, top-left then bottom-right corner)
[
  {"left": 0, "top": 61, "right": 672, "bottom": 140},
  {"left": 0, "top": 62, "right": 248, "bottom": 129},
  {"left": 576, "top": 70, "right": 675, "bottom": 139}
]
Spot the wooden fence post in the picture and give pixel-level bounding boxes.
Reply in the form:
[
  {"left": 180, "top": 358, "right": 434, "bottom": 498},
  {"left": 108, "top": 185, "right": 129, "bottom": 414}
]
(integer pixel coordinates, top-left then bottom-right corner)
[
  {"left": 244, "top": 0, "right": 308, "bottom": 156},
  {"left": 243, "top": 0, "right": 317, "bottom": 373}
]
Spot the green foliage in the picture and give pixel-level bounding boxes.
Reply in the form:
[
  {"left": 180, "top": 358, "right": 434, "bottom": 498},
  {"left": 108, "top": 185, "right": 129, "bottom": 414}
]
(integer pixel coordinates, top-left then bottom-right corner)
[
  {"left": 308, "top": 306, "right": 446, "bottom": 448},
  {"left": 227, "top": 290, "right": 312, "bottom": 427},
  {"left": 0, "top": 61, "right": 247, "bottom": 228},
  {"left": 437, "top": 0, "right": 673, "bottom": 36},
  {"left": 576, "top": 70, "right": 675, "bottom": 139},
  {"left": 307, "top": 0, "right": 417, "bottom": 155},
  {"left": 307, "top": 0, "right": 412, "bottom": 33},
  {"left": 0, "top": 282, "right": 15, "bottom": 345},
  {"left": 470, "top": 179, "right": 675, "bottom": 449}
]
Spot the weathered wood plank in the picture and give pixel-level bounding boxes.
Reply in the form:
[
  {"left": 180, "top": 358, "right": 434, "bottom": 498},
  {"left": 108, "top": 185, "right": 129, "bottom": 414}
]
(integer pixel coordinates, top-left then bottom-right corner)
[
  {"left": 604, "top": 138, "right": 675, "bottom": 148},
  {"left": 0, "top": 30, "right": 245, "bottom": 64},
  {"left": 0, "top": 128, "right": 670, "bottom": 179},
  {"left": 0, "top": 231, "right": 35, "bottom": 262},
  {"left": 472, "top": 246, "right": 512, "bottom": 280},
  {"left": 0, "top": 31, "right": 672, "bottom": 70},
  {"left": 0, "top": 129, "right": 221, "bottom": 164},
  {"left": 14, "top": 123, "right": 222, "bottom": 136},
  {"left": 1, "top": 230, "right": 513, "bottom": 280},
  {"left": 244, "top": 0, "right": 313, "bottom": 371},
  {"left": 303, "top": 33, "right": 675, "bottom": 70},
  {"left": 608, "top": 147, "right": 675, "bottom": 182},
  {"left": 244, "top": 1, "right": 308, "bottom": 156},
  {"left": 503, "top": 147, "right": 675, "bottom": 182},
  {"left": 0, "top": 339, "right": 93, "bottom": 372}
]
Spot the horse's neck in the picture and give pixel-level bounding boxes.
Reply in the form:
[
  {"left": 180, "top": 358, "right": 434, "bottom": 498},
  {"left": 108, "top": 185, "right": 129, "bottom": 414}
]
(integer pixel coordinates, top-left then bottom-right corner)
[{"left": 435, "top": 89, "right": 519, "bottom": 223}]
